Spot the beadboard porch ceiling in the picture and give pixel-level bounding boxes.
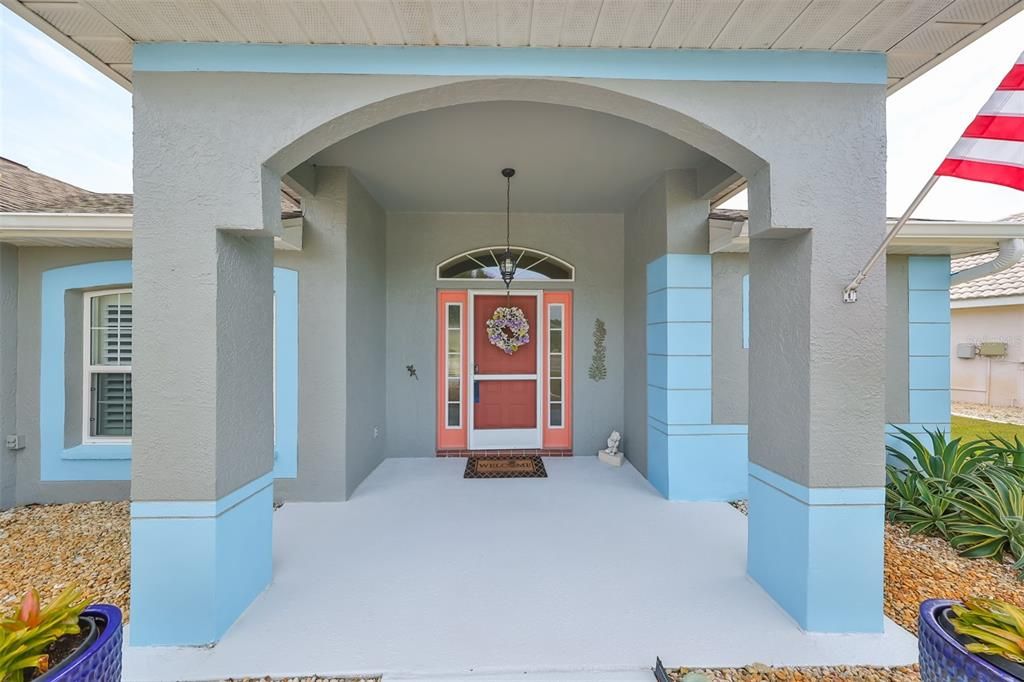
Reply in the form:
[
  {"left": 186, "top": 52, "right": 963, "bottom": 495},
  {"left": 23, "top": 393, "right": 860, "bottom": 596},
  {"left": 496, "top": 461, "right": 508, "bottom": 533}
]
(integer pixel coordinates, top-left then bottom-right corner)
[{"left": 3, "top": 0, "right": 1022, "bottom": 92}]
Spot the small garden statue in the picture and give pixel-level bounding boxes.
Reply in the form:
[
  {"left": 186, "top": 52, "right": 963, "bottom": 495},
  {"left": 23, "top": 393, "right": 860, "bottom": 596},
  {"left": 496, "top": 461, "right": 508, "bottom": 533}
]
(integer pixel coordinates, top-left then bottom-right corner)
[{"left": 598, "top": 430, "right": 623, "bottom": 467}]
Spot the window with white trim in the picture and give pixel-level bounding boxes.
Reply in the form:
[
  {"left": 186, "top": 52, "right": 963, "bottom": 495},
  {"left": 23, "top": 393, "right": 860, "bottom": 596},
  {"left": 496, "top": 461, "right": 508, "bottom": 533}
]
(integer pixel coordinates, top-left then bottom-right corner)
[
  {"left": 548, "top": 303, "right": 564, "bottom": 428},
  {"left": 83, "top": 289, "right": 133, "bottom": 441},
  {"left": 445, "top": 302, "right": 463, "bottom": 428}
]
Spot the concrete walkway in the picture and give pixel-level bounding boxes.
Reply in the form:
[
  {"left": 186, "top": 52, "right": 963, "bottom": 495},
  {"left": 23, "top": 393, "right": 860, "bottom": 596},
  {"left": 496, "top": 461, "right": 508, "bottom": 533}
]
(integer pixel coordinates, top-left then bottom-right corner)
[{"left": 123, "top": 457, "right": 916, "bottom": 681}]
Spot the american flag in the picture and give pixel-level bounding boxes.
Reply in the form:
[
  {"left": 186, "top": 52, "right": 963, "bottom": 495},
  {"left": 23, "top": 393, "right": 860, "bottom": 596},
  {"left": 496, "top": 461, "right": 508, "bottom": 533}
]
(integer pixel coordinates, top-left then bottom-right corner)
[{"left": 935, "top": 50, "right": 1024, "bottom": 191}]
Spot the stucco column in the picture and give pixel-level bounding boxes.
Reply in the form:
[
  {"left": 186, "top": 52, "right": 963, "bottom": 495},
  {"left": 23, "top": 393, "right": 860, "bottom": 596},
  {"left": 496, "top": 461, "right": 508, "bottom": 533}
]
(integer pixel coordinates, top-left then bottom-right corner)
[
  {"left": 0, "top": 244, "right": 17, "bottom": 509},
  {"left": 129, "top": 76, "right": 278, "bottom": 645},
  {"left": 641, "top": 171, "right": 746, "bottom": 500},
  {"left": 745, "top": 133, "right": 887, "bottom": 632}
]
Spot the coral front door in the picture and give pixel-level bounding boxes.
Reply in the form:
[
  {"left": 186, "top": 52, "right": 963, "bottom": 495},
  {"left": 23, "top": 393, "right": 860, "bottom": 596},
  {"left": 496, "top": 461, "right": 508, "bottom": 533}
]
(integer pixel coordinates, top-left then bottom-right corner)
[{"left": 470, "top": 293, "right": 541, "bottom": 449}]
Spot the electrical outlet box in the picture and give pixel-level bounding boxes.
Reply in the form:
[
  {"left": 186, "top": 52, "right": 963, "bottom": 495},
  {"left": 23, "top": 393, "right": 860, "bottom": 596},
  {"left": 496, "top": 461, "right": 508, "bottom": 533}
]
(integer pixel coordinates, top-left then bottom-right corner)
[
  {"left": 956, "top": 343, "right": 976, "bottom": 359},
  {"left": 5, "top": 435, "right": 25, "bottom": 451},
  {"left": 979, "top": 342, "right": 1008, "bottom": 357}
]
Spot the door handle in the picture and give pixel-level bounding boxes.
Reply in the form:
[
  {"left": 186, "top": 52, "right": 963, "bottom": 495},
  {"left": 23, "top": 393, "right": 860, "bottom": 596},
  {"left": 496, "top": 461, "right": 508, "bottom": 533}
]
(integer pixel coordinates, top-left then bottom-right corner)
[{"left": 474, "top": 363, "right": 480, "bottom": 374}]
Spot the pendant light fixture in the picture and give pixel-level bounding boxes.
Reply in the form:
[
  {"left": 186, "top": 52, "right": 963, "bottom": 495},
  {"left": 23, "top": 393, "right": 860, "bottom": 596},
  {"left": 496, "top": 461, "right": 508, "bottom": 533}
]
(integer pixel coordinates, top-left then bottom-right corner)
[{"left": 499, "top": 168, "right": 517, "bottom": 290}]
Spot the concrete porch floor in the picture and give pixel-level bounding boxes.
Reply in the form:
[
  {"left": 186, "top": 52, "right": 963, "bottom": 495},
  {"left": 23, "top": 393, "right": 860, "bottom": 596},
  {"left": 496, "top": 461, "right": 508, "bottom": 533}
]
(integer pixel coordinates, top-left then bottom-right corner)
[{"left": 123, "top": 457, "right": 917, "bottom": 681}]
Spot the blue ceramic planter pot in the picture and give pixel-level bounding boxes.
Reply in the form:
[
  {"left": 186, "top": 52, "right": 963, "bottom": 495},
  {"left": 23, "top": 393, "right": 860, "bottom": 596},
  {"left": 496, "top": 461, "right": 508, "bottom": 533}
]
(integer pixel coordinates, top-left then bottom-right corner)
[
  {"left": 37, "top": 604, "right": 122, "bottom": 682},
  {"left": 919, "top": 599, "right": 1022, "bottom": 682}
]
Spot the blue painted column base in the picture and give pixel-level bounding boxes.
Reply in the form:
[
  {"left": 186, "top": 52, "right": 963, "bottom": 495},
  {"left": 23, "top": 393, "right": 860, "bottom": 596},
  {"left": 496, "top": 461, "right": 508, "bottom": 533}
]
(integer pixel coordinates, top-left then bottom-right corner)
[
  {"left": 747, "top": 464, "right": 884, "bottom": 633},
  {"left": 129, "top": 473, "right": 274, "bottom": 646},
  {"left": 648, "top": 424, "right": 748, "bottom": 500},
  {"left": 646, "top": 254, "right": 747, "bottom": 501}
]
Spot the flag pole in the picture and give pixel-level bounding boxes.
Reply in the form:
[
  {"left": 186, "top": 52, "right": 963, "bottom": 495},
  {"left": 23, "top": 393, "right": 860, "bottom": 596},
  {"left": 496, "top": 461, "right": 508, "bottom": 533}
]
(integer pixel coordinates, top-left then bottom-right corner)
[{"left": 843, "top": 175, "right": 940, "bottom": 303}]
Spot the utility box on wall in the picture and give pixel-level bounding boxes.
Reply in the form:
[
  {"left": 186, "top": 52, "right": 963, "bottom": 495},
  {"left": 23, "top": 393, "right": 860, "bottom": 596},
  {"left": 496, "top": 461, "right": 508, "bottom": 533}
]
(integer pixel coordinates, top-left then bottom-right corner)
[
  {"left": 956, "top": 343, "right": 976, "bottom": 359},
  {"left": 979, "top": 342, "right": 1009, "bottom": 357}
]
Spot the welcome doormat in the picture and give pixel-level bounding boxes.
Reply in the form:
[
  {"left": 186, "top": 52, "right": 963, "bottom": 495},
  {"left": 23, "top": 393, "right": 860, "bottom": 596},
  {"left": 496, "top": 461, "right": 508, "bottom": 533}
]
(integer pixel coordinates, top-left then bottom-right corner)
[{"left": 464, "top": 455, "right": 547, "bottom": 479}]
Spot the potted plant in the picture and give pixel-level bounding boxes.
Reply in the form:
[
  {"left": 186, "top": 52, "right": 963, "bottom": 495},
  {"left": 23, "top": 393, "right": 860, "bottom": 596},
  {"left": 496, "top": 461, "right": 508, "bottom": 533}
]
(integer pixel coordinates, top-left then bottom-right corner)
[
  {"left": 0, "top": 587, "right": 122, "bottom": 681},
  {"left": 920, "top": 598, "right": 1024, "bottom": 681}
]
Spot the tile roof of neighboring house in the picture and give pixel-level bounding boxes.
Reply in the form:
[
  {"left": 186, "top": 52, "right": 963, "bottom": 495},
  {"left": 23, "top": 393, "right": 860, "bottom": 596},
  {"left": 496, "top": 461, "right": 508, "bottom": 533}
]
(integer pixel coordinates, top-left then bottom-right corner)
[
  {"left": 950, "top": 212, "right": 1024, "bottom": 301},
  {"left": 0, "top": 157, "right": 302, "bottom": 219}
]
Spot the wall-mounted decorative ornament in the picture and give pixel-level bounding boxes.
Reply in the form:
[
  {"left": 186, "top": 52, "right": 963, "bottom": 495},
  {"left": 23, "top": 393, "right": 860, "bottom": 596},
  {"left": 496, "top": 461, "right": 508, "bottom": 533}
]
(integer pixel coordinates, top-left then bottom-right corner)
[
  {"left": 406, "top": 364, "right": 418, "bottom": 380},
  {"left": 588, "top": 318, "right": 607, "bottom": 381},
  {"left": 487, "top": 306, "right": 530, "bottom": 355}
]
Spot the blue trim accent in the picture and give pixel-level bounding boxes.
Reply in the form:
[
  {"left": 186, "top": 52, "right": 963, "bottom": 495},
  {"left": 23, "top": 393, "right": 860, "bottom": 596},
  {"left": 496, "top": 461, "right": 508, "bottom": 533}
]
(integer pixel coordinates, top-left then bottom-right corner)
[
  {"left": 273, "top": 268, "right": 298, "bottom": 479},
  {"left": 39, "top": 262, "right": 299, "bottom": 482},
  {"left": 130, "top": 475, "right": 273, "bottom": 646},
  {"left": 741, "top": 273, "right": 750, "bottom": 349},
  {"left": 40, "top": 261, "right": 132, "bottom": 481},
  {"left": 908, "top": 290, "right": 951, "bottom": 324},
  {"left": 907, "top": 256, "right": 951, "bottom": 425},
  {"left": 645, "top": 254, "right": 745, "bottom": 500},
  {"left": 131, "top": 472, "right": 274, "bottom": 519},
  {"left": 133, "top": 44, "right": 888, "bottom": 84},
  {"left": 908, "top": 256, "right": 952, "bottom": 291},
  {"left": 647, "top": 322, "right": 712, "bottom": 356},
  {"left": 747, "top": 465, "right": 884, "bottom": 633},
  {"left": 909, "top": 322, "right": 950, "bottom": 356},
  {"left": 910, "top": 356, "right": 950, "bottom": 390},
  {"left": 749, "top": 463, "right": 884, "bottom": 505},
  {"left": 646, "top": 355, "right": 712, "bottom": 390}
]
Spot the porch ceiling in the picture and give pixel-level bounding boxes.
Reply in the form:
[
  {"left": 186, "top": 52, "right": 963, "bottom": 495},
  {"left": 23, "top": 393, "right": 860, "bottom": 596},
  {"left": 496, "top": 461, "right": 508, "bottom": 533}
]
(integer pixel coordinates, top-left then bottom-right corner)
[
  {"left": 4, "top": 0, "right": 1022, "bottom": 92},
  {"left": 311, "top": 101, "right": 713, "bottom": 213}
]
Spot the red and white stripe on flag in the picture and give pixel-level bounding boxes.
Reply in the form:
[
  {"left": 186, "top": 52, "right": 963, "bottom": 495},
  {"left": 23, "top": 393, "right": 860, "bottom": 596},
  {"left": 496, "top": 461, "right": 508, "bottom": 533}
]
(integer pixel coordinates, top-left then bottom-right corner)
[{"left": 936, "top": 50, "right": 1024, "bottom": 191}]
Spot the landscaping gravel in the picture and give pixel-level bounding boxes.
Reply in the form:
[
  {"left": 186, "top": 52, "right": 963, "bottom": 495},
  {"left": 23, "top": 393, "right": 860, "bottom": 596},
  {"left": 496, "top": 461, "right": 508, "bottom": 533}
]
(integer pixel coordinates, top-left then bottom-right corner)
[
  {"left": 952, "top": 400, "right": 1024, "bottom": 425},
  {"left": 0, "top": 500, "right": 129, "bottom": 619},
  {"left": 668, "top": 664, "right": 920, "bottom": 681}
]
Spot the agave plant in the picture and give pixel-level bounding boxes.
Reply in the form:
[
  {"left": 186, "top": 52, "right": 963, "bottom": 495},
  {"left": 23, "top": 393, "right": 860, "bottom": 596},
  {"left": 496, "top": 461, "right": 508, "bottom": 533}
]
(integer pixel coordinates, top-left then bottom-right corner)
[
  {"left": 950, "top": 598, "right": 1024, "bottom": 663},
  {"left": 0, "top": 586, "right": 87, "bottom": 681},
  {"left": 978, "top": 434, "right": 1024, "bottom": 471},
  {"left": 885, "top": 465, "right": 959, "bottom": 537},
  {"left": 887, "top": 425, "right": 994, "bottom": 483},
  {"left": 947, "top": 467, "right": 1024, "bottom": 573}
]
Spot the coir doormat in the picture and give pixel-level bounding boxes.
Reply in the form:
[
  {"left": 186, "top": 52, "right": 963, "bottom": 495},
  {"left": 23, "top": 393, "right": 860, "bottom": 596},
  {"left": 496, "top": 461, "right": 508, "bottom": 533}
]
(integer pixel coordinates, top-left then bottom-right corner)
[{"left": 464, "top": 455, "right": 547, "bottom": 479}]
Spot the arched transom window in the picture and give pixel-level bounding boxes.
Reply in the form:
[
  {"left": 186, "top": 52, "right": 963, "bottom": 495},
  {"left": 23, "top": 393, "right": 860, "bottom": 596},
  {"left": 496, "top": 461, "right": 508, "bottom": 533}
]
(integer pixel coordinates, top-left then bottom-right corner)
[{"left": 437, "top": 247, "right": 574, "bottom": 282}]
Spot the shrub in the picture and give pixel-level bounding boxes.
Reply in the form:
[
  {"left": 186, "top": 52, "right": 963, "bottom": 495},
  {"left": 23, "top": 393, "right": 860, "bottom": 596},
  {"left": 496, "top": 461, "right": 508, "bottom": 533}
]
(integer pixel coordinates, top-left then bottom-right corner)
[
  {"left": 948, "top": 468, "right": 1024, "bottom": 575},
  {"left": 0, "top": 586, "right": 87, "bottom": 681},
  {"left": 950, "top": 597, "right": 1024, "bottom": 663},
  {"left": 887, "top": 425, "right": 995, "bottom": 483},
  {"left": 885, "top": 466, "right": 959, "bottom": 537}
]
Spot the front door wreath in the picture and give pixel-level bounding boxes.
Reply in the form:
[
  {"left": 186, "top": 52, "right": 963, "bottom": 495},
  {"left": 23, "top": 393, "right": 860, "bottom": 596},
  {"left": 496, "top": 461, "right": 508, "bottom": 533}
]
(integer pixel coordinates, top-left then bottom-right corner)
[{"left": 486, "top": 306, "right": 531, "bottom": 355}]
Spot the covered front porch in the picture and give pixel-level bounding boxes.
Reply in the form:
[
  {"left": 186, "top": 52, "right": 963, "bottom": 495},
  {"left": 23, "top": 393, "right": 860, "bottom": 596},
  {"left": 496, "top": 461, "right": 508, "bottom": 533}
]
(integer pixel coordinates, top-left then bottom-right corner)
[{"left": 123, "top": 457, "right": 916, "bottom": 680}]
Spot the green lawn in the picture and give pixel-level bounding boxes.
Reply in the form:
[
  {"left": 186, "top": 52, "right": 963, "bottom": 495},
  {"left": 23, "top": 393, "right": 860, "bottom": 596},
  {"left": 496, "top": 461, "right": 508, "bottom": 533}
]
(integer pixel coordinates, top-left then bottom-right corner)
[{"left": 951, "top": 415, "right": 1024, "bottom": 442}]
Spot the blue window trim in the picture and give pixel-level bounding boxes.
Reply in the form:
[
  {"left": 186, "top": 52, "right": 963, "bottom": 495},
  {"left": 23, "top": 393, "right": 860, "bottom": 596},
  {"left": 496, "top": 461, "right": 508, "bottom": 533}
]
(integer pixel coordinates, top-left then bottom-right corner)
[
  {"left": 40, "top": 262, "right": 298, "bottom": 481},
  {"left": 273, "top": 268, "right": 298, "bottom": 479}
]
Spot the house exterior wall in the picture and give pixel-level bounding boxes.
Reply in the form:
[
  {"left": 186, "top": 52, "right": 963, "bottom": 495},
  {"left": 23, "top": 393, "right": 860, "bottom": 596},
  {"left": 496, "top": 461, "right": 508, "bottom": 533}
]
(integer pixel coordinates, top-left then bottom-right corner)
[
  {"left": 13, "top": 247, "right": 132, "bottom": 506},
  {"left": 623, "top": 176, "right": 669, "bottom": 476},
  {"left": 711, "top": 253, "right": 748, "bottom": 424},
  {"left": 951, "top": 303, "right": 1024, "bottom": 408},
  {"left": 385, "top": 211, "right": 625, "bottom": 460}
]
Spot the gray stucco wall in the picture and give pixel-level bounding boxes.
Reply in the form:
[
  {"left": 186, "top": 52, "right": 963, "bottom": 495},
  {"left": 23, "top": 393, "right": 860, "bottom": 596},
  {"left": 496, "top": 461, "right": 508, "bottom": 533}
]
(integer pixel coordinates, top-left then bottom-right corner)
[
  {"left": 14, "top": 247, "right": 131, "bottom": 505},
  {"left": 886, "top": 256, "right": 910, "bottom": 424},
  {"left": 385, "top": 211, "right": 624, "bottom": 459},
  {"left": 343, "top": 173, "right": 387, "bottom": 498},
  {"left": 622, "top": 177, "right": 667, "bottom": 476},
  {"left": 712, "top": 253, "right": 748, "bottom": 424},
  {"left": 707, "top": 253, "right": 911, "bottom": 428},
  {"left": 274, "top": 167, "right": 349, "bottom": 501},
  {"left": 0, "top": 245, "right": 17, "bottom": 509}
]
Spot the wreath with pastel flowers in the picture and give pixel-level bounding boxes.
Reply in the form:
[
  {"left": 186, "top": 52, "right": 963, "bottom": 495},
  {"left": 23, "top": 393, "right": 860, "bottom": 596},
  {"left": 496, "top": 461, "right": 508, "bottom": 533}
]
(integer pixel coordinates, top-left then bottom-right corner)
[{"left": 486, "top": 306, "right": 531, "bottom": 355}]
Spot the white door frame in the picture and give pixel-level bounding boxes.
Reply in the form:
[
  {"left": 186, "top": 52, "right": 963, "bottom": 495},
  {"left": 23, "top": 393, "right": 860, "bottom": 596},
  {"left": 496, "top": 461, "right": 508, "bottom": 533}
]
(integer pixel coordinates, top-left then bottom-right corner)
[{"left": 468, "top": 289, "right": 544, "bottom": 450}]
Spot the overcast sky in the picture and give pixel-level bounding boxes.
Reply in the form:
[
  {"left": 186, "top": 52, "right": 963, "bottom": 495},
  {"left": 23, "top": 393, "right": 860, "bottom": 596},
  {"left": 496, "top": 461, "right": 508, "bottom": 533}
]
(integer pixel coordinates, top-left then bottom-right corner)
[{"left": 1, "top": 6, "right": 1022, "bottom": 221}]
